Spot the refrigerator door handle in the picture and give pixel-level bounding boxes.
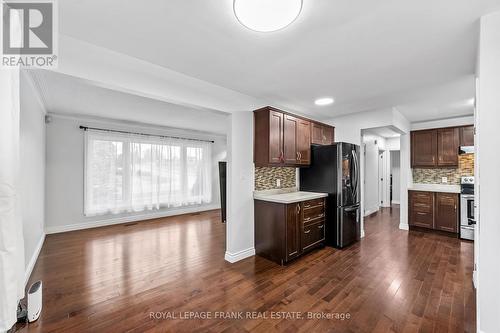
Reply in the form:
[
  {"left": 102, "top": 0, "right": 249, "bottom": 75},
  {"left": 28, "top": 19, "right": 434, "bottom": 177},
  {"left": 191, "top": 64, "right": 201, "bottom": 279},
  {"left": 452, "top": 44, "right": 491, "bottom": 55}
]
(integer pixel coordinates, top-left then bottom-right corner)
[
  {"left": 351, "top": 150, "right": 359, "bottom": 201},
  {"left": 344, "top": 204, "right": 360, "bottom": 212}
]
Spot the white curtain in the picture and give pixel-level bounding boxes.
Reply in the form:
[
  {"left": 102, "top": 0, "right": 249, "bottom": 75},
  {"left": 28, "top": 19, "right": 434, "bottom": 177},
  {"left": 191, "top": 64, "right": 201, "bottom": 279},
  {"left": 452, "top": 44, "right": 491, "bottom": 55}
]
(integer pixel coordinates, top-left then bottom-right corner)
[
  {"left": 0, "top": 69, "right": 25, "bottom": 331},
  {"left": 84, "top": 131, "right": 212, "bottom": 216}
]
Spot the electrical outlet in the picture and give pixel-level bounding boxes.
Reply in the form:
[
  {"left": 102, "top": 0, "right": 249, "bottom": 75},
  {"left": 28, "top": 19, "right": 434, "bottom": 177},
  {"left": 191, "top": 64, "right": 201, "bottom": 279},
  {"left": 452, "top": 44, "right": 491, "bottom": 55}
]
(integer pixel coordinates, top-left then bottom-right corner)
[
  {"left": 441, "top": 177, "right": 448, "bottom": 183},
  {"left": 276, "top": 179, "right": 281, "bottom": 188}
]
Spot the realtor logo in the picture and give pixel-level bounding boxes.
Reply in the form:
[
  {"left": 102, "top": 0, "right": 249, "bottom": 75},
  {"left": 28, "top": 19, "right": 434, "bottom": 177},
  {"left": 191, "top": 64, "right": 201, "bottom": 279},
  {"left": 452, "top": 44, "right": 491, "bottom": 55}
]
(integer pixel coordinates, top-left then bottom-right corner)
[{"left": 1, "top": 0, "right": 58, "bottom": 67}]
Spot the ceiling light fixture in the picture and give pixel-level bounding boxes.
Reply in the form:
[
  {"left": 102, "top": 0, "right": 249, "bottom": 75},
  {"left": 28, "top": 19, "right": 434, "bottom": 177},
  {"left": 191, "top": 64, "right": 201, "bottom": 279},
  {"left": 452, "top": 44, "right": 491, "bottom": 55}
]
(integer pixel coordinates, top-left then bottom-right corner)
[
  {"left": 233, "top": 0, "right": 303, "bottom": 33},
  {"left": 314, "top": 97, "right": 334, "bottom": 106}
]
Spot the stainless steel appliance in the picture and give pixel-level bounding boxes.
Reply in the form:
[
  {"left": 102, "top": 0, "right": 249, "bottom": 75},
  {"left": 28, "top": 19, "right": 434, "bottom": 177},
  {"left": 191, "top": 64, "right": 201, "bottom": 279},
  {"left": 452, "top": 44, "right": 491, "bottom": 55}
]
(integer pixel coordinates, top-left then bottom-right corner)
[
  {"left": 460, "top": 176, "right": 475, "bottom": 240},
  {"left": 299, "top": 143, "right": 361, "bottom": 248}
]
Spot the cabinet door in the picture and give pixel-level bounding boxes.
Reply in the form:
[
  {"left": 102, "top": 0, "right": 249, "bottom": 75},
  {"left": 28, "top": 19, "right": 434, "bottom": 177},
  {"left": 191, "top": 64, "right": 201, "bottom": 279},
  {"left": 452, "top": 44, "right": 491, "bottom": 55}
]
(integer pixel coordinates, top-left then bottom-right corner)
[
  {"left": 411, "top": 130, "right": 437, "bottom": 167},
  {"left": 283, "top": 115, "right": 299, "bottom": 164},
  {"left": 460, "top": 126, "right": 474, "bottom": 146},
  {"left": 435, "top": 193, "right": 458, "bottom": 233},
  {"left": 311, "top": 122, "right": 323, "bottom": 145},
  {"left": 437, "top": 128, "right": 459, "bottom": 167},
  {"left": 269, "top": 110, "right": 284, "bottom": 164},
  {"left": 286, "top": 203, "right": 301, "bottom": 261},
  {"left": 409, "top": 191, "right": 434, "bottom": 229},
  {"left": 322, "top": 126, "right": 334, "bottom": 145},
  {"left": 297, "top": 119, "right": 311, "bottom": 165}
]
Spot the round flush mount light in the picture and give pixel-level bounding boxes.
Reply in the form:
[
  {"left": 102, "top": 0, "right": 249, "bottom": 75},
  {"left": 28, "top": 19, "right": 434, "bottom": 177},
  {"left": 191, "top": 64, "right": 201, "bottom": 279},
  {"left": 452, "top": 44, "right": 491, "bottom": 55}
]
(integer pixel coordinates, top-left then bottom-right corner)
[
  {"left": 233, "top": 0, "right": 303, "bottom": 32},
  {"left": 314, "top": 97, "right": 335, "bottom": 106}
]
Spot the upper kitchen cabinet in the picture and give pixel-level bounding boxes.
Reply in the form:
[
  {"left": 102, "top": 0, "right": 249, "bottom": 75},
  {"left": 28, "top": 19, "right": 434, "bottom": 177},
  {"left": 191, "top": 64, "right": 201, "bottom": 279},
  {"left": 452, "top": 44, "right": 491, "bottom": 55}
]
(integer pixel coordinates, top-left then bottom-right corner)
[
  {"left": 411, "top": 126, "right": 461, "bottom": 168},
  {"left": 437, "top": 127, "right": 459, "bottom": 167},
  {"left": 460, "top": 126, "right": 474, "bottom": 146},
  {"left": 411, "top": 130, "right": 437, "bottom": 167},
  {"left": 254, "top": 107, "right": 330, "bottom": 167},
  {"left": 311, "top": 122, "right": 335, "bottom": 145}
]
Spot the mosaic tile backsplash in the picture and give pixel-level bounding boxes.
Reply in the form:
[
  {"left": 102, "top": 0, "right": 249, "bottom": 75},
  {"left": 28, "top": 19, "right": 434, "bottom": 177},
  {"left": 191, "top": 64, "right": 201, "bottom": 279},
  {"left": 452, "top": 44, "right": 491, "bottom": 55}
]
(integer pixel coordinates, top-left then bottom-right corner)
[
  {"left": 255, "top": 167, "right": 296, "bottom": 190},
  {"left": 412, "top": 153, "right": 474, "bottom": 185}
]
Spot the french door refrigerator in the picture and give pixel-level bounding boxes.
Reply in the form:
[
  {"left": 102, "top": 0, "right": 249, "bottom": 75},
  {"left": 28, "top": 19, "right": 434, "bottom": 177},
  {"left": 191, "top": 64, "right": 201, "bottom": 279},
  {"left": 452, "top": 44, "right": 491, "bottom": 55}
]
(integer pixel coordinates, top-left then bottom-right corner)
[{"left": 300, "top": 143, "right": 361, "bottom": 248}]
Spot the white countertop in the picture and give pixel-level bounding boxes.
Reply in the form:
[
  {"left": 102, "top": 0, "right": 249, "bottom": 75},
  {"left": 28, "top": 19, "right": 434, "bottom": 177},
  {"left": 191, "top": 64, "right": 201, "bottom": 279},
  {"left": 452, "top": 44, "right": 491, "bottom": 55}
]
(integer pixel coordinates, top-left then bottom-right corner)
[
  {"left": 254, "top": 188, "right": 328, "bottom": 204},
  {"left": 409, "top": 183, "right": 461, "bottom": 194}
]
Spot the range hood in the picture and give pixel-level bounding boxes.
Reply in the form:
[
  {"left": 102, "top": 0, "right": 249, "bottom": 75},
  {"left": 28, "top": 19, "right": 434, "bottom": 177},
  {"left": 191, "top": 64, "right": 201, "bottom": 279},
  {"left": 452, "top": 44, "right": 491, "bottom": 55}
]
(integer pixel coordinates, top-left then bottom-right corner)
[{"left": 459, "top": 146, "right": 474, "bottom": 154}]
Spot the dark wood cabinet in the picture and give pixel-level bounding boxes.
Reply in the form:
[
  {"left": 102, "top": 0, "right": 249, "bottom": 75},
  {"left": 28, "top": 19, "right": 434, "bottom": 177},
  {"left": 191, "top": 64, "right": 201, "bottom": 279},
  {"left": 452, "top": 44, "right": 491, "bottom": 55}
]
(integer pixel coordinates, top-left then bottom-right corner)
[
  {"left": 409, "top": 191, "right": 434, "bottom": 229},
  {"left": 255, "top": 197, "right": 325, "bottom": 265},
  {"left": 411, "top": 130, "right": 437, "bottom": 167},
  {"left": 460, "top": 126, "right": 474, "bottom": 146},
  {"left": 434, "top": 193, "right": 459, "bottom": 233},
  {"left": 408, "top": 190, "right": 459, "bottom": 234},
  {"left": 254, "top": 107, "right": 332, "bottom": 167},
  {"left": 283, "top": 114, "right": 299, "bottom": 164},
  {"left": 285, "top": 203, "right": 301, "bottom": 260},
  {"left": 437, "top": 127, "right": 459, "bottom": 167},
  {"left": 297, "top": 118, "right": 311, "bottom": 165},
  {"left": 311, "top": 122, "right": 335, "bottom": 145},
  {"left": 411, "top": 126, "right": 464, "bottom": 168}
]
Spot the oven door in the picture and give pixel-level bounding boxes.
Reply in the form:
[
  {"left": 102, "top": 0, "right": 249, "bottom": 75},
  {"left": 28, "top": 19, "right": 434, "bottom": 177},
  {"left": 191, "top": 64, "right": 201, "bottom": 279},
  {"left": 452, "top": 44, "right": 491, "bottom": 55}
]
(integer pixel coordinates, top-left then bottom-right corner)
[{"left": 461, "top": 195, "right": 475, "bottom": 226}]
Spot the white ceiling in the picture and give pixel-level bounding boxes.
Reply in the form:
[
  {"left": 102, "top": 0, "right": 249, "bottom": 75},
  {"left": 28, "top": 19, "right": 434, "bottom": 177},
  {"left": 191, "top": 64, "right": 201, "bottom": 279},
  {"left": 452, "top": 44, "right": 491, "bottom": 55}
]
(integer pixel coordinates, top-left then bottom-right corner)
[
  {"left": 28, "top": 70, "right": 229, "bottom": 135},
  {"left": 363, "top": 126, "right": 402, "bottom": 139},
  {"left": 57, "top": 0, "right": 500, "bottom": 120}
]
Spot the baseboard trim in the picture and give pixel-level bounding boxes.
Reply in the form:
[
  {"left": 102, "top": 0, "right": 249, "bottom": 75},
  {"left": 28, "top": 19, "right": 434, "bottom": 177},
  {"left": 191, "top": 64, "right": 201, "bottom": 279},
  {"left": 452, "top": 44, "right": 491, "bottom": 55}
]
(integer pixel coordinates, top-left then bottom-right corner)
[
  {"left": 399, "top": 223, "right": 409, "bottom": 230},
  {"left": 225, "top": 248, "right": 255, "bottom": 263},
  {"left": 391, "top": 200, "right": 400, "bottom": 205},
  {"left": 364, "top": 207, "right": 379, "bottom": 217},
  {"left": 45, "top": 204, "right": 220, "bottom": 234},
  {"left": 360, "top": 229, "right": 366, "bottom": 238},
  {"left": 25, "top": 233, "right": 45, "bottom": 286}
]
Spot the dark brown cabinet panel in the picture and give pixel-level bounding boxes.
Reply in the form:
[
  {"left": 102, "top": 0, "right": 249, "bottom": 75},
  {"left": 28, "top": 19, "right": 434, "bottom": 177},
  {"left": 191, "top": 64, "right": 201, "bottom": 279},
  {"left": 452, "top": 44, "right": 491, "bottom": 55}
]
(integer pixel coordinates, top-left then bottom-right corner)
[
  {"left": 460, "top": 126, "right": 474, "bottom": 146},
  {"left": 254, "top": 197, "right": 326, "bottom": 265},
  {"left": 268, "top": 110, "right": 284, "bottom": 164},
  {"left": 437, "top": 127, "right": 459, "bottom": 167},
  {"left": 311, "top": 122, "right": 335, "bottom": 145},
  {"left": 411, "top": 130, "right": 437, "bottom": 167},
  {"left": 254, "top": 106, "right": 334, "bottom": 167},
  {"left": 283, "top": 115, "right": 299, "bottom": 164},
  {"left": 297, "top": 119, "right": 311, "bottom": 165},
  {"left": 409, "top": 191, "right": 434, "bottom": 229},
  {"left": 408, "top": 191, "right": 459, "bottom": 234},
  {"left": 286, "top": 203, "right": 301, "bottom": 261},
  {"left": 435, "top": 193, "right": 459, "bottom": 233}
]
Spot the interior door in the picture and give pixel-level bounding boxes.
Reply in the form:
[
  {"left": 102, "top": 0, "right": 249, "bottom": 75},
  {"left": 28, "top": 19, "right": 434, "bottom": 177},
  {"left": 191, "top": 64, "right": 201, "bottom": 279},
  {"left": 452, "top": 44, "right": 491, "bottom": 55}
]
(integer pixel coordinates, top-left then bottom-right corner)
[
  {"left": 339, "top": 205, "right": 360, "bottom": 248},
  {"left": 283, "top": 115, "right": 298, "bottom": 164}
]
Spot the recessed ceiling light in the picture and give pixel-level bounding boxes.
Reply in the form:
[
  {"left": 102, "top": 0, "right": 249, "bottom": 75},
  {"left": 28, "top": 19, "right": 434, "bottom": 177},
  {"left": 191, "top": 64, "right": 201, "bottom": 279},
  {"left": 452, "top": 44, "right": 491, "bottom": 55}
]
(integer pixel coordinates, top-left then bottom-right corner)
[
  {"left": 314, "top": 97, "right": 334, "bottom": 106},
  {"left": 233, "top": 0, "right": 303, "bottom": 33}
]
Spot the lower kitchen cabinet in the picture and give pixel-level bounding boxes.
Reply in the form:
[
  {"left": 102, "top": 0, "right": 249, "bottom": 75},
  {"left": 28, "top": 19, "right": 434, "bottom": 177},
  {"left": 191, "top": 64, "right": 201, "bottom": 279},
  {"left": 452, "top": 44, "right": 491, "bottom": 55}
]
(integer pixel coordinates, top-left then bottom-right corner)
[
  {"left": 254, "top": 197, "right": 326, "bottom": 265},
  {"left": 408, "top": 190, "right": 459, "bottom": 234},
  {"left": 434, "top": 193, "right": 459, "bottom": 233}
]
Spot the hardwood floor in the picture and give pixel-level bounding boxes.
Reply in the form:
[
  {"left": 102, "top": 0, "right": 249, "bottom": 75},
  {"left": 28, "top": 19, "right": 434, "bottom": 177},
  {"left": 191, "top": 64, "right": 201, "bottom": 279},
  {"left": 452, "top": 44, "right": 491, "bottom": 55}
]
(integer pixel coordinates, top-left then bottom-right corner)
[{"left": 17, "top": 206, "right": 475, "bottom": 332}]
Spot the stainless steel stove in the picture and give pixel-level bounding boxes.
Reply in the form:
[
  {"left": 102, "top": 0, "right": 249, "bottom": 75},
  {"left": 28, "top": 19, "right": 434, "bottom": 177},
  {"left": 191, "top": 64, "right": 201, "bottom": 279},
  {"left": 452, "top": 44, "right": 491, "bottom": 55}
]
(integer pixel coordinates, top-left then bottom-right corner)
[{"left": 460, "top": 176, "right": 475, "bottom": 240}]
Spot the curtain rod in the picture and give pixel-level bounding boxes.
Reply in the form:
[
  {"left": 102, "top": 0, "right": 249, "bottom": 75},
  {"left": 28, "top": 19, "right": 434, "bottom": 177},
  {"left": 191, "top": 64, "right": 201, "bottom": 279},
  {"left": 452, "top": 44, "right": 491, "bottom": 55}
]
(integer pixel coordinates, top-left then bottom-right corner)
[{"left": 79, "top": 126, "right": 214, "bottom": 143}]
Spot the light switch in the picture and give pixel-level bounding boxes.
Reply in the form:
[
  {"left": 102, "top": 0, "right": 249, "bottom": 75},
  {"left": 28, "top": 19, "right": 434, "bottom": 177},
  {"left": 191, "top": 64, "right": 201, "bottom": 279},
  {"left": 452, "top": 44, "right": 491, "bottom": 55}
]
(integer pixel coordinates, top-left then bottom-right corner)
[
  {"left": 276, "top": 179, "right": 281, "bottom": 188},
  {"left": 441, "top": 177, "right": 448, "bottom": 183}
]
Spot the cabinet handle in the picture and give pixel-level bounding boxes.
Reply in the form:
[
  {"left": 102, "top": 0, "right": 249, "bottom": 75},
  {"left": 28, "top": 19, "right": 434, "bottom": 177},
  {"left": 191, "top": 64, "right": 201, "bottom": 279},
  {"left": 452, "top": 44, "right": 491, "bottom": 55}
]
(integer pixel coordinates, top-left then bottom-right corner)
[
  {"left": 416, "top": 212, "right": 426, "bottom": 215},
  {"left": 454, "top": 204, "right": 457, "bottom": 210},
  {"left": 280, "top": 150, "right": 284, "bottom": 162},
  {"left": 304, "top": 229, "right": 311, "bottom": 234},
  {"left": 299, "top": 152, "right": 302, "bottom": 160},
  {"left": 304, "top": 217, "right": 311, "bottom": 222},
  {"left": 296, "top": 152, "right": 300, "bottom": 160},
  {"left": 318, "top": 224, "right": 324, "bottom": 229},
  {"left": 297, "top": 204, "right": 301, "bottom": 214}
]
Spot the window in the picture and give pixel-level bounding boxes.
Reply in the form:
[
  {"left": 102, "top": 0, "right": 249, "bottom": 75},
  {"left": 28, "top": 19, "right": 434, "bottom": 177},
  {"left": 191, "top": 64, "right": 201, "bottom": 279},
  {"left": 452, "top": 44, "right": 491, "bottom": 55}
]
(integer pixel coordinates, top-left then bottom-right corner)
[{"left": 84, "top": 130, "right": 212, "bottom": 216}]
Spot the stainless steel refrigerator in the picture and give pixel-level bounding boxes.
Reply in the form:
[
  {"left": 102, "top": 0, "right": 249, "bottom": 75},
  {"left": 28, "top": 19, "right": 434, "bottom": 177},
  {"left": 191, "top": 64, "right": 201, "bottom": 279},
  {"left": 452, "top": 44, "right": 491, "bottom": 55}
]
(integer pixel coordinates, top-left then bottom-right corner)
[{"left": 300, "top": 143, "right": 361, "bottom": 248}]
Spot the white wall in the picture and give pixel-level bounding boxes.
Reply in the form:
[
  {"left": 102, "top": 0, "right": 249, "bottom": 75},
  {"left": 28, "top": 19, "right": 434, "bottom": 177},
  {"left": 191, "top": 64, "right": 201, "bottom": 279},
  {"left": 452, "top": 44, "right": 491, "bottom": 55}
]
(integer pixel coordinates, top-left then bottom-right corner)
[
  {"left": 399, "top": 133, "right": 411, "bottom": 230},
  {"left": 45, "top": 114, "right": 226, "bottom": 233},
  {"left": 476, "top": 11, "right": 500, "bottom": 333},
  {"left": 19, "top": 73, "right": 46, "bottom": 284},
  {"left": 363, "top": 136, "right": 383, "bottom": 216},
  {"left": 391, "top": 151, "right": 400, "bottom": 204},
  {"left": 225, "top": 112, "right": 255, "bottom": 262}
]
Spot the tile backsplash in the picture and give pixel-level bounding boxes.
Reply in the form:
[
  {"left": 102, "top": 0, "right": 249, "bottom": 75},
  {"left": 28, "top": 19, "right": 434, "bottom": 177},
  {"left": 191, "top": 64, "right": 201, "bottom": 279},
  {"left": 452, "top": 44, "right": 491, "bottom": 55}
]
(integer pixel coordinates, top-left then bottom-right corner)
[
  {"left": 255, "top": 167, "right": 296, "bottom": 190},
  {"left": 412, "top": 153, "right": 474, "bottom": 185}
]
